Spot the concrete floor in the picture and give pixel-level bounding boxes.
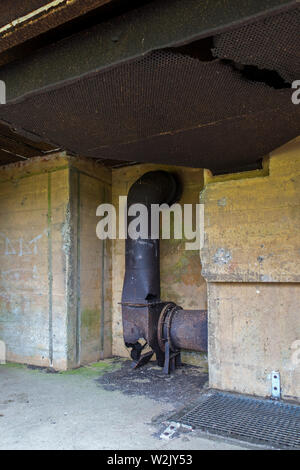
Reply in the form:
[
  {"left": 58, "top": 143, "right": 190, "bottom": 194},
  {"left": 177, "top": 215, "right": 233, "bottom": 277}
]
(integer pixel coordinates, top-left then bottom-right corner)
[{"left": 0, "top": 359, "right": 248, "bottom": 450}]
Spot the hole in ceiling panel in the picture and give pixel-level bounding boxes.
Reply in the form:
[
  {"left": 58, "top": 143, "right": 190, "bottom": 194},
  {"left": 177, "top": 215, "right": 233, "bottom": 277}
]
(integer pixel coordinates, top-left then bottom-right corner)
[
  {"left": 221, "top": 59, "right": 291, "bottom": 89},
  {"left": 167, "top": 37, "right": 215, "bottom": 62},
  {"left": 212, "top": 5, "right": 300, "bottom": 84}
]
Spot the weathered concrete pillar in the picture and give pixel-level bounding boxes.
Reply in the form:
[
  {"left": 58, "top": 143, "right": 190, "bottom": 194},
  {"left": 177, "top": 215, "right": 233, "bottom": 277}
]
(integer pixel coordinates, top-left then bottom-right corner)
[
  {"left": 0, "top": 339, "right": 5, "bottom": 364},
  {"left": 0, "top": 153, "right": 112, "bottom": 370},
  {"left": 201, "top": 137, "right": 300, "bottom": 402}
]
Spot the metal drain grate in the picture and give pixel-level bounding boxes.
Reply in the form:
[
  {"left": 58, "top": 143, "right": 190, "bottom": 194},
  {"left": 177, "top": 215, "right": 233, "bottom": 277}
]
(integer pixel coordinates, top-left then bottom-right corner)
[{"left": 174, "top": 390, "right": 300, "bottom": 449}]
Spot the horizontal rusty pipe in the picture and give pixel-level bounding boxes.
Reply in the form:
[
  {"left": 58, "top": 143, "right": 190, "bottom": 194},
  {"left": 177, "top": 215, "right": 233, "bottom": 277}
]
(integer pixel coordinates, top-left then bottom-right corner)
[
  {"left": 169, "top": 309, "right": 208, "bottom": 352},
  {"left": 157, "top": 304, "right": 207, "bottom": 353}
]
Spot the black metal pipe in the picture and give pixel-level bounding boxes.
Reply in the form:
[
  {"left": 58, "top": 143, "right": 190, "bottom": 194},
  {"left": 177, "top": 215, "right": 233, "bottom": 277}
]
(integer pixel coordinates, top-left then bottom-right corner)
[
  {"left": 122, "top": 170, "right": 180, "bottom": 304},
  {"left": 121, "top": 170, "right": 208, "bottom": 371}
]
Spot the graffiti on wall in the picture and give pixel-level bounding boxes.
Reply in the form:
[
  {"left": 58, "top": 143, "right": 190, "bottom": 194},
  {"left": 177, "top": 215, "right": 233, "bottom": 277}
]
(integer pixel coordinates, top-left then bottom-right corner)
[
  {"left": 0, "top": 230, "right": 47, "bottom": 257},
  {"left": 0, "top": 230, "right": 48, "bottom": 318}
]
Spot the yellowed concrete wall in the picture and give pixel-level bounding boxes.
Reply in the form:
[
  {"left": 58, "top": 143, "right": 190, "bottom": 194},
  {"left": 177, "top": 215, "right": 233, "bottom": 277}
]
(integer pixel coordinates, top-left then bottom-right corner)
[
  {"left": 0, "top": 155, "right": 112, "bottom": 370},
  {"left": 70, "top": 158, "right": 112, "bottom": 364},
  {"left": 201, "top": 138, "right": 300, "bottom": 401},
  {"left": 111, "top": 163, "right": 207, "bottom": 364},
  {"left": 208, "top": 282, "right": 300, "bottom": 401},
  {"left": 0, "top": 154, "right": 70, "bottom": 369}
]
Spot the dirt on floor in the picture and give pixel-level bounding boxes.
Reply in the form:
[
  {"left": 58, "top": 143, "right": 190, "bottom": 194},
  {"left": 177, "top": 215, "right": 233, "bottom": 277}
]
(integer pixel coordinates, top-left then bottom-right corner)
[{"left": 97, "top": 359, "right": 209, "bottom": 408}]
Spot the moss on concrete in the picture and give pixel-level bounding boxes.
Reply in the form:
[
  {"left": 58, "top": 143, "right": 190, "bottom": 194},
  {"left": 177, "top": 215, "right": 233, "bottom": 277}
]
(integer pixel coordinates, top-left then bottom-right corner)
[
  {"left": 59, "top": 358, "right": 123, "bottom": 377},
  {"left": 0, "top": 362, "right": 27, "bottom": 369},
  {"left": 81, "top": 308, "right": 100, "bottom": 331}
]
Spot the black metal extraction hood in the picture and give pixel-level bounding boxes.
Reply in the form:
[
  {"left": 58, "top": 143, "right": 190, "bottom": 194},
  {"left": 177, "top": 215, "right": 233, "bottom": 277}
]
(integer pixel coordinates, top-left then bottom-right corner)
[{"left": 0, "top": 0, "right": 299, "bottom": 172}]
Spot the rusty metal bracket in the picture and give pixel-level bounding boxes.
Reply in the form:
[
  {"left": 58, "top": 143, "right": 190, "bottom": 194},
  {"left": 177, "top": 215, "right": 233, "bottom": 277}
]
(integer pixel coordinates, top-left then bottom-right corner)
[
  {"left": 163, "top": 341, "right": 181, "bottom": 375},
  {"left": 132, "top": 350, "right": 154, "bottom": 369},
  {"left": 157, "top": 302, "right": 176, "bottom": 352},
  {"left": 157, "top": 303, "right": 183, "bottom": 374}
]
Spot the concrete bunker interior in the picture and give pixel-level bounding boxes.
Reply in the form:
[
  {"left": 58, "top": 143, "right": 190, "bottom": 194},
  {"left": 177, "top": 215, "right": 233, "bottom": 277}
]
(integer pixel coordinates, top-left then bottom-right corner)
[{"left": 0, "top": 0, "right": 299, "bottom": 450}]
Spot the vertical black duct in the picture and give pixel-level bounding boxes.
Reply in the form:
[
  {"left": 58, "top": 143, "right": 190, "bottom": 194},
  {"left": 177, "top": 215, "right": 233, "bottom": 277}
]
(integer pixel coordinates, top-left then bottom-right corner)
[{"left": 122, "top": 171, "right": 180, "bottom": 305}]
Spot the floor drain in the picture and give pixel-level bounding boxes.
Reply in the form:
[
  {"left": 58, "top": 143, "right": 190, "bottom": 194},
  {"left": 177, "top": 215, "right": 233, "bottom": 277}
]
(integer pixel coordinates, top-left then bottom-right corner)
[{"left": 173, "top": 390, "right": 300, "bottom": 449}]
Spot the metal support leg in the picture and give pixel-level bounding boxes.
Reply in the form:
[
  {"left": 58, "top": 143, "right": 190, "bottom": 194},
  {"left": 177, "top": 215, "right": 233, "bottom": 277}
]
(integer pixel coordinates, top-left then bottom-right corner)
[{"left": 163, "top": 341, "right": 181, "bottom": 374}]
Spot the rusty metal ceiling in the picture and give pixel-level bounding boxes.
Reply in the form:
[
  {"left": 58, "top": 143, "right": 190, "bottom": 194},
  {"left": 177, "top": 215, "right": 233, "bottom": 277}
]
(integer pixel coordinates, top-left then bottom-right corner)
[
  {"left": 0, "top": 121, "right": 128, "bottom": 167},
  {"left": 0, "top": 1, "right": 299, "bottom": 172},
  {"left": 0, "top": 121, "right": 57, "bottom": 165}
]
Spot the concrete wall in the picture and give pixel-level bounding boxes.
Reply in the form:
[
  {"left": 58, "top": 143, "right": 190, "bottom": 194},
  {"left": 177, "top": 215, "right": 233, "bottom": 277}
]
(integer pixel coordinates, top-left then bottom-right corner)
[
  {"left": 70, "top": 158, "right": 112, "bottom": 365},
  {"left": 201, "top": 138, "right": 300, "bottom": 401},
  {"left": 0, "top": 154, "right": 112, "bottom": 370},
  {"left": 111, "top": 163, "right": 207, "bottom": 365},
  {"left": 0, "top": 155, "right": 69, "bottom": 369}
]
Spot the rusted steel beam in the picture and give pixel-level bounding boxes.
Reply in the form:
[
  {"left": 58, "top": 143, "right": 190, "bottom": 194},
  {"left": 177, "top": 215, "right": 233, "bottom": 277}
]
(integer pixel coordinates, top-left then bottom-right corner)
[
  {"left": 0, "top": 1, "right": 50, "bottom": 28},
  {"left": 0, "top": 0, "right": 115, "bottom": 55}
]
